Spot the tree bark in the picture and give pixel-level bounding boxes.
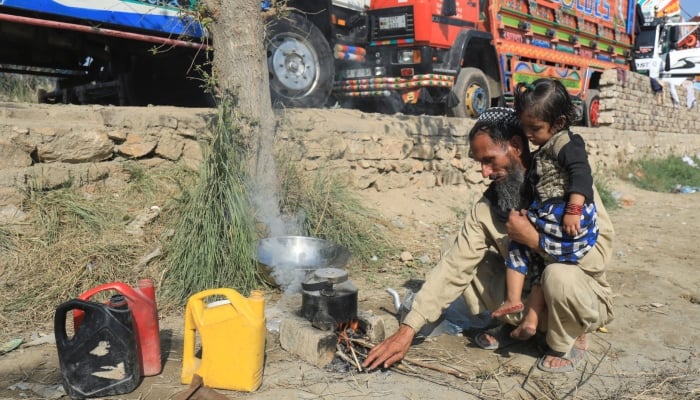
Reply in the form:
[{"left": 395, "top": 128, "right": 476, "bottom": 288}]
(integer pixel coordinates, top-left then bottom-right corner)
[
  {"left": 201, "top": 0, "right": 282, "bottom": 234},
  {"left": 204, "top": 1, "right": 271, "bottom": 118}
]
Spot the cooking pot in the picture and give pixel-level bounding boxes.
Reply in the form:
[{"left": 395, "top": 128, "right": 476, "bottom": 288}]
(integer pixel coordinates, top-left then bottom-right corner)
[{"left": 256, "top": 236, "right": 351, "bottom": 291}]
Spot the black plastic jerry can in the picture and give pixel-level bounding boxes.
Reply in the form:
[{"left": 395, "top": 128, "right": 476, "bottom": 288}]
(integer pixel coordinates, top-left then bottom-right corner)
[{"left": 54, "top": 295, "right": 141, "bottom": 399}]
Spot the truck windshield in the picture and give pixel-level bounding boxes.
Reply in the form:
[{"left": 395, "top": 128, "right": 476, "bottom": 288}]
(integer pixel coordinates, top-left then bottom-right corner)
[{"left": 634, "top": 29, "right": 656, "bottom": 54}]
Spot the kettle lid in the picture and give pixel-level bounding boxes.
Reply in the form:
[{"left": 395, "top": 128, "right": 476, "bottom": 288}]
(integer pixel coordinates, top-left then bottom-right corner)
[{"left": 313, "top": 267, "right": 348, "bottom": 284}]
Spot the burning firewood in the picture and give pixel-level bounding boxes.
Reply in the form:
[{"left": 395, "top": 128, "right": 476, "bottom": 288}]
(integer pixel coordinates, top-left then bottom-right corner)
[{"left": 337, "top": 320, "right": 363, "bottom": 372}]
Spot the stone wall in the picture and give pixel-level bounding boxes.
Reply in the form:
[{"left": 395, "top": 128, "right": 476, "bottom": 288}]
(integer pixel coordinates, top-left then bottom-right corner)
[
  {"left": 274, "top": 107, "right": 700, "bottom": 192},
  {"left": 1, "top": 74, "right": 700, "bottom": 221},
  {"left": 599, "top": 69, "right": 700, "bottom": 132},
  {"left": 0, "top": 104, "right": 210, "bottom": 220}
]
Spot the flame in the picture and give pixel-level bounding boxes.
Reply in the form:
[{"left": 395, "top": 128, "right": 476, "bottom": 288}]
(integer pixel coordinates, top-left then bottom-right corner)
[
  {"left": 336, "top": 319, "right": 363, "bottom": 372},
  {"left": 336, "top": 320, "right": 360, "bottom": 338}
]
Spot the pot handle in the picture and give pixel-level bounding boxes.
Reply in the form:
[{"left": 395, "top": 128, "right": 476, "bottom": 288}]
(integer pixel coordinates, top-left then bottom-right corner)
[{"left": 301, "top": 280, "right": 333, "bottom": 292}]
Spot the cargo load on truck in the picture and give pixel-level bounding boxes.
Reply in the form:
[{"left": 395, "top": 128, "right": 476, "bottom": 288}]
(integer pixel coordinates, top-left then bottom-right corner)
[{"left": 332, "top": 0, "right": 637, "bottom": 126}]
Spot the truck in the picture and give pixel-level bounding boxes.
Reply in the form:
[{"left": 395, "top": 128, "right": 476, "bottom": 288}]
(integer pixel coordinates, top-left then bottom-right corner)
[
  {"left": 0, "top": 0, "right": 368, "bottom": 108},
  {"left": 0, "top": 0, "right": 211, "bottom": 106},
  {"left": 632, "top": 0, "right": 700, "bottom": 87},
  {"left": 332, "top": 0, "right": 638, "bottom": 126}
]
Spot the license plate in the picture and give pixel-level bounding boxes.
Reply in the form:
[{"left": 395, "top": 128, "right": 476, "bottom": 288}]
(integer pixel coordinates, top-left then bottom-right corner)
[
  {"left": 344, "top": 68, "right": 372, "bottom": 79},
  {"left": 379, "top": 15, "right": 406, "bottom": 30}
]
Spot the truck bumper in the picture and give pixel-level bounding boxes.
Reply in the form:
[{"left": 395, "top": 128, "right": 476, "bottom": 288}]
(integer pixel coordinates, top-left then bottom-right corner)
[{"left": 333, "top": 74, "right": 455, "bottom": 105}]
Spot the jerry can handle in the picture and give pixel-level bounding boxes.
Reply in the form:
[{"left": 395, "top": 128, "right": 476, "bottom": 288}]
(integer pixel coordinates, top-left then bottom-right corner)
[
  {"left": 54, "top": 299, "right": 102, "bottom": 347},
  {"left": 78, "top": 281, "right": 141, "bottom": 301},
  {"left": 186, "top": 288, "right": 261, "bottom": 326},
  {"left": 187, "top": 288, "right": 246, "bottom": 308},
  {"left": 74, "top": 282, "right": 125, "bottom": 328}
]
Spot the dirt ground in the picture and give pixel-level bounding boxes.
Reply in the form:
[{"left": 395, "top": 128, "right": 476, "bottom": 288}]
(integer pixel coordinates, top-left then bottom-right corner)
[{"left": 1, "top": 110, "right": 700, "bottom": 399}]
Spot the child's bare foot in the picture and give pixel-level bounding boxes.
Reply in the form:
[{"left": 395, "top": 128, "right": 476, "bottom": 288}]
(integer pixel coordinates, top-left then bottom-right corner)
[
  {"left": 510, "top": 323, "right": 536, "bottom": 340},
  {"left": 491, "top": 301, "right": 524, "bottom": 317}
]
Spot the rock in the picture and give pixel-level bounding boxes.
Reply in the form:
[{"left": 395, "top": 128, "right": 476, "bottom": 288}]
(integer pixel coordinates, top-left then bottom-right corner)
[
  {"left": 0, "top": 140, "right": 32, "bottom": 168},
  {"left": 180, "top": 140, "right": 203, "bottom": 171},
  {"left": 154, "top": 135, "right": 184, "bottom": 161},
  {"left": 279, "top": 316, "right": 336, "bottom": 367},
  {"left": 0, "top": 204, "right": 28, "bottom": 224},
  {"left": 125, "top": 206, "right": 161, "bottom": 236},
  {"left": 36, "top": 128, "right": 113, "bottom": 163},
  {"left": 117, "top": 133, "right": 158, "bottom": 158}
]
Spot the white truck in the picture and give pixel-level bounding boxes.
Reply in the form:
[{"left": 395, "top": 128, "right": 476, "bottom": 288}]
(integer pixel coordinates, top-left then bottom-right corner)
[{"left": 633, "top": 1, "right": 700, "bottom": 89}]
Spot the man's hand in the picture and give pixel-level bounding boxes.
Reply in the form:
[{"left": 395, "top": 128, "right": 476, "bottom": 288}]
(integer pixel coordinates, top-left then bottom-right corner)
[
  {"left": 506, "top": 209, "right": 540, "bottom": 250},
  {"left": 361, "top": 324, "right": 415, "bottom": 370}
]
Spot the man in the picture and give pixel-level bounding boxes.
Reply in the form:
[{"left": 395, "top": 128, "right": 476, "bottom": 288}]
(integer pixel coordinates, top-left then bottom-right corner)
[
  {"left": 362, "top": 107, "right": 615, "bottom": 372},
  {"left": 668, "top": 78, "right": 697, "bottom": 109}
]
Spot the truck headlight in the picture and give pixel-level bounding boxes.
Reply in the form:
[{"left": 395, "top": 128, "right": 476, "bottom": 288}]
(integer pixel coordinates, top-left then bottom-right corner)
[{"left": 398, "top": 49, "right": 421, "bottom": 64}]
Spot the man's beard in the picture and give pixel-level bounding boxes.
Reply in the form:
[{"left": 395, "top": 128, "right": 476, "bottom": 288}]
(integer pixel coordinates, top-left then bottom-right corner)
[{"left": 493, "top": 157, "right": 525, "bottom": 212}]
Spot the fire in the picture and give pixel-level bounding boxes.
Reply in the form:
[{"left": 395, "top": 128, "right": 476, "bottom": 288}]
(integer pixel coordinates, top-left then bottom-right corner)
[
  {"left": 337, "top": 320, "right": 359, "bottom": 335},
  {"left": 336, "top": 320, "right": 363, "bottom": 371}
]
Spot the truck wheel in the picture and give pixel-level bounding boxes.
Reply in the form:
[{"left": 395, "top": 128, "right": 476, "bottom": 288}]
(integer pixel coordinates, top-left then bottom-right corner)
[
  {"left": 266, "top": 13, "right": 333, "bottom": 108},
  {"left": 585, "top": 89, "right": 600, "bottom": 127},
  {"left": 448, "top": 67, "right": 490, "bottom": 118}
]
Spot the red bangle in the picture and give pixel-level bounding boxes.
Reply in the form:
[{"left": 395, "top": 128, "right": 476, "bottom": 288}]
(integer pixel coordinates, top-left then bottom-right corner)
[{"left": 565, "top": 203, "right": 584, "bottom": 215}]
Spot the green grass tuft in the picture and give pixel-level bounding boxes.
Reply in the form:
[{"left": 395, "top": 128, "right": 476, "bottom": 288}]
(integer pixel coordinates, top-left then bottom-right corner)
[
  {"left": 163, "top": 103, "right": 262, "bottom": 303},
  {"left": 594, "top": 173, "right": 619, "bottom": 210},
  {"left": 0, "top": 226, "right": 15, "bottom": 254},
  {"left": 623, "top": 155, "right": 700, "bottom": 193}
]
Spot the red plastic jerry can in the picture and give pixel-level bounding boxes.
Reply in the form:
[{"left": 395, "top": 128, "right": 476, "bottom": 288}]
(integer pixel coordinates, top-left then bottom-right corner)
[{"left": 76, "top": 279, "right": 162, "bottom": 376}]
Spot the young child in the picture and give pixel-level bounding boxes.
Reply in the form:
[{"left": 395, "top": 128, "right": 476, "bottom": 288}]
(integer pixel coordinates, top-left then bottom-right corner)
[{"left": 491, "top": 78, "right": 599, "bottom": 340}]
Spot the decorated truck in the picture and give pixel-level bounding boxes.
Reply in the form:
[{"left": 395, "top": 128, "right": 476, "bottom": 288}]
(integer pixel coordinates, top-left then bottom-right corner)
[
  {"left": 0, "top": 0, "right": 368, "bottom": 107},
  {"left": 332, "top": 0, "right": 638, "bottom": 126},
  {"left": 632, "top": 0, "right": 700, "bottom": 84}
]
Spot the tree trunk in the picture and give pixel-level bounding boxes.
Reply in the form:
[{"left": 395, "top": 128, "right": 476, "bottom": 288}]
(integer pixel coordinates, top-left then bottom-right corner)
[
  {"left": 204, "top": 1, "right": 271, "bottom": 119},
  {"left": 202, "top": 0, "right": 282, "bottom": 233}
]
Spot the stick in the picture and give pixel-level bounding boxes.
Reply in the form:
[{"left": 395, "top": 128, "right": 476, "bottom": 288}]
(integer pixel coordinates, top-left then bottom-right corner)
[
  {"left": 336, "top": 345, "right": 361, "bottom": 371},
  {"left": 348, "top": 340, "right": 363, "bottom": 372},
  {"left": 350, "top": 338, "right": 471, "bottom": 380},
  {"left": 338, "top": 331, "right": 363, "bottom": 372}
]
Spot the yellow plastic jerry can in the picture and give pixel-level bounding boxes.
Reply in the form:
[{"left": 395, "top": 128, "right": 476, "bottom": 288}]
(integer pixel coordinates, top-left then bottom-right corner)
[{"left": 181, "top": 288, "right": 265, "bottom": 392}]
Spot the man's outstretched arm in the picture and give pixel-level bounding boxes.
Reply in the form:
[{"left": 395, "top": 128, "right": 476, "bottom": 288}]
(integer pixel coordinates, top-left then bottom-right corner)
[{"left": 361, "top": 324, "right": 415, "bottom": 370}]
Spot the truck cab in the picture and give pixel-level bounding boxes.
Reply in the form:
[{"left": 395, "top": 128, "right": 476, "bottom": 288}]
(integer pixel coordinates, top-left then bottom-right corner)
[
  {"left": 333, "top": 0, "right": 636, "bottom": 126},
  {"left": 634, "top": 19, "right": 700, "bottom": 80}
]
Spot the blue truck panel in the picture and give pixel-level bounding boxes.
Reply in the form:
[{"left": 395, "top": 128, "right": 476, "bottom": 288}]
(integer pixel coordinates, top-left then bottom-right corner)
[{"left": 0, "top": 0, "right": 205, "bottom": 38}]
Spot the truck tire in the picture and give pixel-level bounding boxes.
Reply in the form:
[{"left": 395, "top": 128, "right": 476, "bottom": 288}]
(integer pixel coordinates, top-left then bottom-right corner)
[
  {"left": 266, "top": 13, "right": 333, "bottom": 108},
  {"left": 448, "top": 67, "right": 490, "bottom": 118},
  {"left": 585, "top": 89, "right": 600, "bottom": 127}
]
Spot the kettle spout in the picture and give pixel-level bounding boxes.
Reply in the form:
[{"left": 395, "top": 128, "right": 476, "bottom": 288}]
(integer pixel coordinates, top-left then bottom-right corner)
[{"left": 386, "top": 288, "right": 401, "bottom": 312}]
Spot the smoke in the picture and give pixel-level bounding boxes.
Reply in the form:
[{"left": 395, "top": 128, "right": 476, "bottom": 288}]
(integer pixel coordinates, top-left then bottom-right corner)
[
  {"left": 249, "top": 110, "right": 310, "bottom": 294},
  {"left": 257, "top": 238, "right": 314, "bottom": 295}
]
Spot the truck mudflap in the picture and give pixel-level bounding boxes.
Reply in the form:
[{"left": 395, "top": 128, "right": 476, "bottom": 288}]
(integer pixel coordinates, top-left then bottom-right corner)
[{"left": 333, "top": 73, "right": 454, "bottom": 104}]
